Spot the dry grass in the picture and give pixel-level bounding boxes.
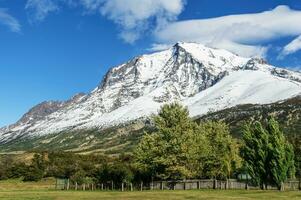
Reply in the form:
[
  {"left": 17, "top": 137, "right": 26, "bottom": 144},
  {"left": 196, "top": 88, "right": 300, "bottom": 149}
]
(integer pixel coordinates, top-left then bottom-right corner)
[
  {"left": 0, "top": 178, "right": 56, "bottom": 191},
  {"left": 0, "top": 179, "right": 300, "bottom": 200}
]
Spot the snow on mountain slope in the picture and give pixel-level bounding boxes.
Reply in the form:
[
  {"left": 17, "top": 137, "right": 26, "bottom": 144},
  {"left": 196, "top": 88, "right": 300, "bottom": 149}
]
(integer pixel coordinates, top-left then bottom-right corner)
[
  {"left": 73, "top": 70, "right": 301, "bottom": 130},
  {"left": 186, "top": 70, "right": 301, "bottom": 117},
  {"left": 1, "top": 42, "right": 301, "bottom": 143}
]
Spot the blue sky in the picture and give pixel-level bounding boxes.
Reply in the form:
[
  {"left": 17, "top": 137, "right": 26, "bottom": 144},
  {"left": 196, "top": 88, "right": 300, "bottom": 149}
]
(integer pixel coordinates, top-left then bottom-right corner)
[{"left": 1, "top": 0, "right": 301, "bottom": 127}]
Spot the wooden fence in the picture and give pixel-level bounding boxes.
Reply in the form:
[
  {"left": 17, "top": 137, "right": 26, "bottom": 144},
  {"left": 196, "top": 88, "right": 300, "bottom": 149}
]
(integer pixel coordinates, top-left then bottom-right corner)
[{"left": 56, "top": 179, "right": 301, "bottom": 191}]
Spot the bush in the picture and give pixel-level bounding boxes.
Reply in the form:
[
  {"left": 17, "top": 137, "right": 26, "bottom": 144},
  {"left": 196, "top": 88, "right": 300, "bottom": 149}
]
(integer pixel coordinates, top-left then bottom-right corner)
[{"left": 23, "top": 166, "right": 44, "bottom": 182}]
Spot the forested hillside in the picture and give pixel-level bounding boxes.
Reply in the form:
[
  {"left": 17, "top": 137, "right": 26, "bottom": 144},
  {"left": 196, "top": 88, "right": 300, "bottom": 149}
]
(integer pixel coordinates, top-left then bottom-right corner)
[{"left": 197, "top": 96, "right": 301, "bottom": 138}]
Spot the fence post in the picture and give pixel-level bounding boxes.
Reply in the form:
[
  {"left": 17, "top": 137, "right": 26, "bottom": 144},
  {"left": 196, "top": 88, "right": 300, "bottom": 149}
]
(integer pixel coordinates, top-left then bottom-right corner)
[
  {"left": 197, "top": 181, "right": 200, "bottom": 190},
  {"left": 75, "top": 182, "right": 78, "bottom": 190},
  {"left": 130, "top": 183, "right": 133, "bottom": 191},
  {"left": 121, "top": 182, "right": 124, "bottom": 192},
  {"left": 161, "top": 181, "right": 164, "bottom": 190},
  {"left": 225, "top": 179, "right": 229, "bottom": 190},
  {"left": 101, "top": 183, "right": 104, "bottom": 190},
  {"left": 213, "top": 179, "right": 217, "bottom": 189},
  {"left": 280, "top": 182, "right": 284, "bottom": 191},
  {"left": 66, "top": 179, "right": 70, "bottom": 190},
  {"left": 83, "top": 183, "right": 86, "bottom": 191}
]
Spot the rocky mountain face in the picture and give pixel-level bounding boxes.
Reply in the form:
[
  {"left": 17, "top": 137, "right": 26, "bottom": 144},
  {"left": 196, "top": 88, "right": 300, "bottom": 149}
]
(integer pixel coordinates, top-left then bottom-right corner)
[
  {"left": 0, "top": 42, "right": 301, "bottom": 149},
  {"left": 17, "top": 93, "right": 86, "bottom": 125}
]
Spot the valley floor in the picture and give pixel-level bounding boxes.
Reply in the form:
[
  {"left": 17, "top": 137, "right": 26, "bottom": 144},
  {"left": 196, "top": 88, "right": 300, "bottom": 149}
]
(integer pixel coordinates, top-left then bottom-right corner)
[{"left": 0, "top": 179, "right": 301, "bottom": 200}]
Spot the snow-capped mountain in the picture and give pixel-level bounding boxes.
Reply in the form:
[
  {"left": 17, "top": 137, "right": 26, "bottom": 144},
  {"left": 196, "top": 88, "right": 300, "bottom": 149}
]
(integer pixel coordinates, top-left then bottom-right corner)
[{"left": 1, "top": 42, "right": 301, "bottom": 144}]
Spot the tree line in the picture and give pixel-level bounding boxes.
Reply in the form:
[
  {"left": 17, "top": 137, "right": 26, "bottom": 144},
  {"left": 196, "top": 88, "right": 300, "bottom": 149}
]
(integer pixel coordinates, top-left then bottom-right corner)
[
  {"left": 134, "top": 103, "right": 298, "bottom": 190},
  {"left": 0, "top": 103, "right": 299, "bottom": 190}
]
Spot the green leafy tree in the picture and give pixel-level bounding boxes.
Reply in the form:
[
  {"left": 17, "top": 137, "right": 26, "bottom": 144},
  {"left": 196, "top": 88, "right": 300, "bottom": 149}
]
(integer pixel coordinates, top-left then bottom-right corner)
[
  {"left": 93, "top": 163, "right": 133, "bottom": 189},
  {"left": 47, "top": 152, "right": 78, "bottom": 179},
  {"left": 185, "top": 125, "right": 209, "bottom": 178},
  {"left": 71, "top": 170, "right": 86, "bottom": 185},
  {"left": 242, "top": 118, "right": 295, "bottom": 190},
  {"left": 94, "top": 164, "right": 112, "bottom": 184},
  {"left": 8, "top": 163, "right": 28, "bottom": 179},
  {"left": 21, "top": 153, "right": 47, "bottom": 182},
  {"left": 134, "top": 103, "right": 199, "bottom": 180},
  {"left": 0, "top": 155, "right": 15, "bottom": 179},
  {"left": 110, "top": 164, "right": 134, "bottom": 184},
  {"left": 32, "top": 153, "right": 47, "bottom": 171},
  {"left": 242, "top": 121, "right": 269, "bottom": 188},
  {"left": 287, "top": 134, "right": 301, "bottom": 179},
  {"left": 134, "top": 103, "right": 241, "bottom": 180},
  {"left": 267, "top": 118, "right": 295, "bottom": 190},
  {"left": 23, "top": 165, "right": 44, "bottom": 182},
  {"left": 200, "top": 121, "right": 241, "bottom": 179}
]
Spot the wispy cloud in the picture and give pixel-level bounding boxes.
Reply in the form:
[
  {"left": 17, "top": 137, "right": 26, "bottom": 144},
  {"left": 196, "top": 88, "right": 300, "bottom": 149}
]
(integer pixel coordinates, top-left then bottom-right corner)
[
  {"left": 25, "top": 0, "right": 59, "bottom": 23},
  {"left": 79, "top": 0, "right": 103, "bottom": 11},
  {"left": 281, "top": 35, "right": 301, "bottom": 57},
  {"left": 154, "top": 6, "right": 301, "bottom": 58},
  {"left": 0, "top": 8, "right": 21, "bottom": 32},
  {"left": 148, "top": 43, "right": 173, "bottom": 51},
  {"left": 24, "top": 0, "right": 186, "bottom": 43}
]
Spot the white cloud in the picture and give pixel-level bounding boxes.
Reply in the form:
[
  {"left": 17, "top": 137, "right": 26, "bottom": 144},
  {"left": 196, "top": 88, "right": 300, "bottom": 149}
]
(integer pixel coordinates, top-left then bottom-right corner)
[
  {"left": 25, "top": 0, "right": 186, "bottom": 43},
  {"left": 148, "top": 43, "right": 173, "bottom": 51},
  {"left": 98, "top": 0, "right": 186, "bottom": 43},
  {"left": 282, "top": 35, "right": 301, "bottom": 56},
  {"left": 25, "top": 0, "right": 59, "bottom": 22},
  {"left": 79, "top": 0, "right": 103, "bottom": 11},
  {"left": 0, "top": 8, "right": 21, "bottom": 32},
  {"left": 154, "top": 5, "right": 301, "bottom": 58}
]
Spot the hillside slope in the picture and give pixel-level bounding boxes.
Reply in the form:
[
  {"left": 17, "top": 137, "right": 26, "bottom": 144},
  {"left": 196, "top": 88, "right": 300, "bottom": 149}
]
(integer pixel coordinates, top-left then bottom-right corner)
[
  {"left": 0, "top": 97, "right": 300, "bottom": 154},
  {"left": 197, "top": 96, "right": 301, "bottom": 137}
]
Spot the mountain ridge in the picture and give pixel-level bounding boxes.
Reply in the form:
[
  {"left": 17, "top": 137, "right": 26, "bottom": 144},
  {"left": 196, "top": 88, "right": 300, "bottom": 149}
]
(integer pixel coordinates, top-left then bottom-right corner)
[{"left": 1, "top": 42, "right": 301, "bottom": 146}]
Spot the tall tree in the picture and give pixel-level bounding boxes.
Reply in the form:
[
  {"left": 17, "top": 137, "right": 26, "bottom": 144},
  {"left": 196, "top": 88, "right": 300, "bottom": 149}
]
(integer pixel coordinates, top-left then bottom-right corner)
[
  {"left": 134, "top": 103, "right": 198, "bottom": 180},
  {"left": 287, "top": 134, "right": 301, "bottom": 179},
  {"left": 242, "top": 118, "right": 295, "bottom": 190},
  {"left": 134, "top": 103, "right": 241, "bottom": 180},
  {"left": 242, "top": 121, "right": 270, "bottom": 188},
  {"left": 200, "top": 121, "right": 241, "bottom": 179},
  {"left": 267, "top": 118, "right": 295, "bottom": 190}
]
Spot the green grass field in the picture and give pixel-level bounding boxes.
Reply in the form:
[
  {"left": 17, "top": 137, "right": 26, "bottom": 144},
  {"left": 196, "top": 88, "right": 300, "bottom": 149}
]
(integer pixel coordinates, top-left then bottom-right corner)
[{"left": 0, "top": 179, "right": 300, "bottom": 200}]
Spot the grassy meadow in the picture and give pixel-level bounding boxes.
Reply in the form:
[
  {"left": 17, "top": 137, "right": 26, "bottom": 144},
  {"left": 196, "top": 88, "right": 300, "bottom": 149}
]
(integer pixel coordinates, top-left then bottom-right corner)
[{"left": 0, "top": 179, "right": 300, "bottom": 200}]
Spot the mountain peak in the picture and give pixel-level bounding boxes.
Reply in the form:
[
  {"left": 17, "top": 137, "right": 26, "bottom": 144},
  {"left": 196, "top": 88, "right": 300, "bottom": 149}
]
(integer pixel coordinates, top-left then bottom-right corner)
[{"left": 1, "top": 43, "right": 301, "bottom": 144}]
